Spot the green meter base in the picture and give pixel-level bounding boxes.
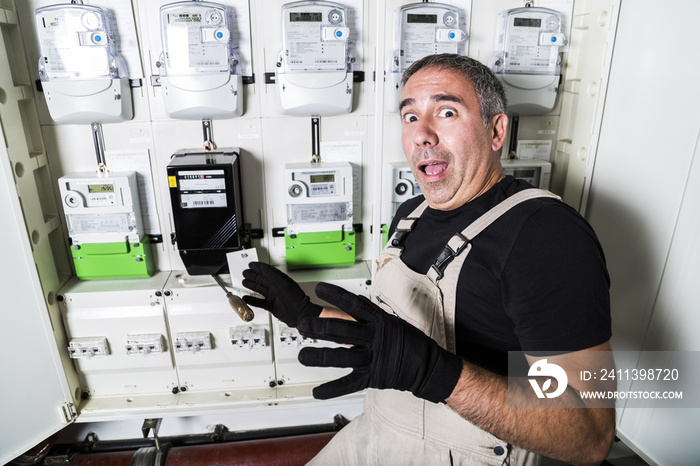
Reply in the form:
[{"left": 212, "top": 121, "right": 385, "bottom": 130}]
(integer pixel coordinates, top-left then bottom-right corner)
[
  {"left": 285, "top": 229, "right": 355, "bottom": 270},
  {"left": 71, "top": 236, "right": 155, "bottom": 280}
]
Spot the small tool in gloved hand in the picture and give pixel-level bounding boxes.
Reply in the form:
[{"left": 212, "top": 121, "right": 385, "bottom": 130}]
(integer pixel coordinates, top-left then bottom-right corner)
[{"left": 213, "top": 274, "right": 254, "bottom": 322}]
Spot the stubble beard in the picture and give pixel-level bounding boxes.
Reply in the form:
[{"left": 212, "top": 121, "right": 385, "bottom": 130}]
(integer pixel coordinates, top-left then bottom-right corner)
[{"left": 410, "top": 146, "right": 459, "bottom": 207}]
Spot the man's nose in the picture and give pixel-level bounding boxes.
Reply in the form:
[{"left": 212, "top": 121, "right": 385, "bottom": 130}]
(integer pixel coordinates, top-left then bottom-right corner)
[{"left": 413, "top": 116, "right": 438, "bottom": 147}]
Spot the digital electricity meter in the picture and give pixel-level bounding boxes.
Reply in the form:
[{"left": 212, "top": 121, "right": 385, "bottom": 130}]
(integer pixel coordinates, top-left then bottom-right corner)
[
  {"left": 159, "top": 1, "right": 243, "bottom": 119},
  {"left": 502, "top": 159, "right": 551, "bottom": 189},
  {"left": 490, "top": 6, "right": 567, "bottom": 115},
  {"left": 58, "top": 171, "right": 154, "bottom": 280},
  {"left": 390, "top": 162, "right": 422, "bottom": 216},
  {"left": 35, "top": 4, "right": 133, "bottom": 124},
  {"left": 167, "top": 149, "right": 247, "bottom": 275},
  {"left": 386, "top": 2, "right": 466, "bottom": 112},
  {"left": 285, "top": 162, "right": 354, "bottom": 269},
  {"left": 275, "top": 1, "right": 354, "bottom": 116}
]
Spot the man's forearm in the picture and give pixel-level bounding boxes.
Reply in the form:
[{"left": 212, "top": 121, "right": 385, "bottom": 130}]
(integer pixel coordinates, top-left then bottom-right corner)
[{"left": 446, "top": 360, "right": 615, "bottom": 465}]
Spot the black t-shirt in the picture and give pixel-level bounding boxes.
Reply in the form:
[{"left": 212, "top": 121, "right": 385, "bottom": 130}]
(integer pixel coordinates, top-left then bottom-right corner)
[{"left": 389, "top": 176, "right": 611, "bottom": 374}]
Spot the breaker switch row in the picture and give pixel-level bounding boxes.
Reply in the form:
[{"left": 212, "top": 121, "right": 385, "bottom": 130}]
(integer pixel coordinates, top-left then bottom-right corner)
[
  {"left": 68, "top": 337, "right": 109, "bottom": 359},
  {"left": 230, "top": 325, "right": 267, "bottom": 349}
]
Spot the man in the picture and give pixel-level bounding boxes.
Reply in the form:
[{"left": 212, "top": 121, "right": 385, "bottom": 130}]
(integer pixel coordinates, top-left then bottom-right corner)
[{"left": 243, "top": 54, "right": 614, "bottom": 465}]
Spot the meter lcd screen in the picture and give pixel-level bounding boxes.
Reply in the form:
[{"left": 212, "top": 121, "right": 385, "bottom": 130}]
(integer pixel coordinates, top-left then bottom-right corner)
[
  {"left": 407, "top": 14, "right": 437, "bottom": 24},
  {"left": 168, "top": 13, "right": 202, "bottom": 23},
  {"left": 514, "top": 17, "right": 542, "bottom": 28},
  {"left": 88, "top": 184, "right": 114, "bottom": 193},
  {"left": 290, "top": 12, "right": 322, "bottom": 22},
  {"left": 310, "top": 174, "right": 335, "bottom": 183}
]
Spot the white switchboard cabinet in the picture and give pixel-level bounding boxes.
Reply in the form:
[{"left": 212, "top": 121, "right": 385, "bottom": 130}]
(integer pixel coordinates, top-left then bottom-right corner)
[
  {"left": 162, "top": 275, "right": 277, "bottom": 393},
  {"left": 7, "top": 1, "right": 697, "bottom": 465},
  {"left": 59, "top": 273, "right": 178, "bottom": 397}
]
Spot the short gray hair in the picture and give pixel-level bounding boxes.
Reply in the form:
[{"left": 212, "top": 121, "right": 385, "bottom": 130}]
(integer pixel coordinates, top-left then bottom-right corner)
[{"left": 401, "top": 54, "right": 507, "bottom": 127}]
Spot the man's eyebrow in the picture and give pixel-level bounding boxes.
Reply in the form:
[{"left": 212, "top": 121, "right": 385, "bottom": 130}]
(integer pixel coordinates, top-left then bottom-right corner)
[
  {"left": 434, "top": 94, "right": 463, "bottom": 105},
  {"left": 398, "top": 98, "right": 414, "bottom": 112},
  {"left": 398, "top": 94, "right": 464, "bottom": 112}
]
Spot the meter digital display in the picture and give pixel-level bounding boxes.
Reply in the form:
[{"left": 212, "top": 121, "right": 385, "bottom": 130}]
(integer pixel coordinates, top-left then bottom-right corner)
[
  {"left": 88, "top": 184, "right": 114, "bottom": 193},
  {"left": 514, "top": 17, "right": 541, "bottom": 28},
  {"left": 310, "top": 174, "right": 335, "bottom": 183},
  {"left": 290, "top": 12, "right": 322, "bottom": 22},
  {"left": 407, "top": 14, "right": 437, "bottom": 24}
]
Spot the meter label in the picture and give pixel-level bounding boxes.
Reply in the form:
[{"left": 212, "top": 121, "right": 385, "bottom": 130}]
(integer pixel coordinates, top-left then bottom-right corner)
[
  {"left": 164, "top": 12, "right": 228, "bottom": 72},
  {"left": 505, "top": 15, "right": 559, "bottom": 73},
  {"left": 284, "top": 10, "right": 345, "bottom": 72},
  {"left": 289, "top": 202, "right": 349, "bottom": 223},
  {"left": 67, "top": 212, "right": 133, "bottom": 236},
  {"left": 177, "top": 169, "right": 227, "bottom": 209}
]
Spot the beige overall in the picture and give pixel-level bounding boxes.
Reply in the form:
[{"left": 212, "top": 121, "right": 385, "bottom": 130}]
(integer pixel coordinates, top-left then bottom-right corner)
[{"left": 309, "top": 189, "right": 560, "bottom": 465}]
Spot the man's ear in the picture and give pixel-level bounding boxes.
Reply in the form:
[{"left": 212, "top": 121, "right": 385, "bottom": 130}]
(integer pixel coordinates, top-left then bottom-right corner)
[{"left": 490, "top": 113, "right": 509, "bottom": 152}]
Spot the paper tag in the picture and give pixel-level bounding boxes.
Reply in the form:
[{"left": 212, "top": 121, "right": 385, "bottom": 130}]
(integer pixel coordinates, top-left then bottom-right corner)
[
  {"left": 517, "top": 140, "right": 553, "bottom": 160},
  {"left": 226, "top": 248, "right": 258, "bottom": 290}
]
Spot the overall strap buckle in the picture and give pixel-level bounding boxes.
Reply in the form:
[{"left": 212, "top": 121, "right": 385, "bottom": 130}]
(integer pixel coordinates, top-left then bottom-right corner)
[
  {"left": 429, "top": 232, "right": 470, "bottom": 281},
  {"left": 388, "top": 217, "right": 418, "bottom": 251}
]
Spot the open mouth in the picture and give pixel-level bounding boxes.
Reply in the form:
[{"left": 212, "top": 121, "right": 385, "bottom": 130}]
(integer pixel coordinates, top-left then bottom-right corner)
[{"left": 419, "top": 161, "right": 448, "bottom": 177}]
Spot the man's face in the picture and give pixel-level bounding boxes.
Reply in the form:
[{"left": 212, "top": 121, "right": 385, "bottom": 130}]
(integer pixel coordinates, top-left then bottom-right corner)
[{"left": 399, "top": 67, "right": 507, "bottom": 211}]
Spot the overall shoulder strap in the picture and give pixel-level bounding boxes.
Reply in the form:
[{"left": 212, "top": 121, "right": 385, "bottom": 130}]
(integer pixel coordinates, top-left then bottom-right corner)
[
  {"left": 427, "top": 189, "right": 561, "bottom": 282},
  {"left": 387, "top": 200, "right": 429, "bottom": 251}
]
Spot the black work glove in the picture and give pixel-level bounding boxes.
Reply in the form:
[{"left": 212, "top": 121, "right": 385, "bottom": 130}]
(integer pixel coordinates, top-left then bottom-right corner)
[
  {"left": 297, "top": 282, "right": 463, "bottom": 403},
  {"left": 241, "top": 262, "right": 322, "bottom": 327}
]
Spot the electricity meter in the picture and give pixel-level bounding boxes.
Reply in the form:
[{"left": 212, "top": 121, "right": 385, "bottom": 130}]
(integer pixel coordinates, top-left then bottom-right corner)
[
  {"left": 390, "top": 162, "right": 421, "bottom": 216},
  {"left": 386, "top": 2, "right": 466, "bottom": 112},
  {"left": 159, "top": 1, "right": 243, "bottom": 119},
  {"left": 58, "top": 171, "right": 154, "bottom": 280},
  {"left": 502, "top": 159, "right": 551, "bottom": 189},
  {"left": 285, "top": 162, "right": 354, "bottom": 269},
  {"left": 167, "top": 149, "right": 247, "bottom": 275},
  {"left": 275, "top": 1, "right": 354, "bottom": 116},
  {"left": 490, "top": 6, "right": 567, "bottom": 115},
  {"left": 35, "top": 4, "right": 132, "bottom": 124}
]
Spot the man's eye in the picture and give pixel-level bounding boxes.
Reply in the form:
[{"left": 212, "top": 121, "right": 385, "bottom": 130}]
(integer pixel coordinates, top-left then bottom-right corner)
[
  {"left": 403, "top": 113, "right": 418, "bottom": 123},
  {"left": 438, "top": 109, "right": 456, "bottom": 118}
]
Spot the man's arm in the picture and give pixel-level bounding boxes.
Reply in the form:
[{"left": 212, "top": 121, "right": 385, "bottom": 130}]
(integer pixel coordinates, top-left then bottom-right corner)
[
  {"left": 318, "top": 305, "right": 616, "bottom": 464},
  {"left": 446, "top": 340, "right": 616, "bottom": 465}
]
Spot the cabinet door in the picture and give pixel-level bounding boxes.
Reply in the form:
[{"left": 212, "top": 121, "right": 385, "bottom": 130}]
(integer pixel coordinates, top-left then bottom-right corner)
[
  {"left": 585, "top": 0, "right": 700, "bottom": 464},
  {"left": 0, "top": 129, "right": 73, "bottom": 464}
]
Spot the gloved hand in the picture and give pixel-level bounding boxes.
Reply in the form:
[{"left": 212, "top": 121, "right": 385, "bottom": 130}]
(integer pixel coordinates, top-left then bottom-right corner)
[
  {"left": 297, "top": 282, "right": 463, "bottom": 403},
  {"left": 242, "top": 262, "right": 322, "bottom": 327}
]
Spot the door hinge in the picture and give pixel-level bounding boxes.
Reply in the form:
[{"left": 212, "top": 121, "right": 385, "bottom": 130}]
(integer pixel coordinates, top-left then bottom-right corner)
[{"left": 60, "top": 402, "right": 78, "bottom": 422}]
